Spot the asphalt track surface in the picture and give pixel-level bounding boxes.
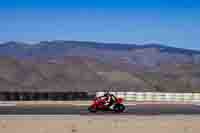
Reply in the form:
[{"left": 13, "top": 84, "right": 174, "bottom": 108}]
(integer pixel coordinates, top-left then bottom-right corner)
[{"left": 1, "top": 104, "right": 200, "bottom": 115}]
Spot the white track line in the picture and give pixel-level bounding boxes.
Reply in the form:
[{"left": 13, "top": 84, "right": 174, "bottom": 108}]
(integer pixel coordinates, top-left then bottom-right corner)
[{"left": 0, "top": 102, "right": 17, "bottom": 106}]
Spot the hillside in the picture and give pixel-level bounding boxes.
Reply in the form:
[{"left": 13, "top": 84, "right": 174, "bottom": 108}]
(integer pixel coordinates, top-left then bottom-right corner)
[{"left": 0, "top": 41, "right": 200, "bottom": 92}]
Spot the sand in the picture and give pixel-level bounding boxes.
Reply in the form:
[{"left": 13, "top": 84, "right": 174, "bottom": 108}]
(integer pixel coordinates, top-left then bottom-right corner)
[{"left": 0, "top": 115, "right": 200, "bottom": 133}]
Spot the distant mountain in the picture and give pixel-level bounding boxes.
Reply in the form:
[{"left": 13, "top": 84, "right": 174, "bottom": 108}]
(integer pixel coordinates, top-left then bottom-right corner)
[
  {"left": 0, "top": 40, "right": 200, "bottom": 67},
  {"left": 1, "top": 40, "right": 200, "bottom": 54},
  {"left": 0, "top": 40, "right": 200, "bottom": 92}
]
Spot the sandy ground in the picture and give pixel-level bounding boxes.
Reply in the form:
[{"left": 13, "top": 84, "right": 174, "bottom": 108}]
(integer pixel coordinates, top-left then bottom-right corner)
[{"left": 0, "top": 115, "right": 200, "bottom": 133}]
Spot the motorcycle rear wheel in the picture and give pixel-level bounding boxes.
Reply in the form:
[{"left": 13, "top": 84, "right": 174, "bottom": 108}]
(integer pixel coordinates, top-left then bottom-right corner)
[{"left": 88, "top": 106, "right": 97, "bottom": 113}]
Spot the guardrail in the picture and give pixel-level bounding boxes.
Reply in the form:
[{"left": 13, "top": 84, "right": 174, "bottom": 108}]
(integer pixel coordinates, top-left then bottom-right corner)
[{"left": 96, "top": 92, "right": 200, "bottom": 103}]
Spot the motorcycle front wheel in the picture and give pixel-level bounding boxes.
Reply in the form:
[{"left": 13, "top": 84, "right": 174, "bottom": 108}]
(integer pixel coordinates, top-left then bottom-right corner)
[{"left": 113, "top": 104, "right": 125, "bottom": 113}]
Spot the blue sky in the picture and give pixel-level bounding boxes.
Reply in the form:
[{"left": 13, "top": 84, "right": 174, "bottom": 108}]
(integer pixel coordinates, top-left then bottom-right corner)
[{"left": 0, "top": 0, "right": 200, "bottom": 50}]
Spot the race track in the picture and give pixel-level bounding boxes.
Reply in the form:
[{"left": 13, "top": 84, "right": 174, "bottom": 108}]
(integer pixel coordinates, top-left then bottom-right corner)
[{"left": 1, "top": 103, "right": 200, "bottom": 115}]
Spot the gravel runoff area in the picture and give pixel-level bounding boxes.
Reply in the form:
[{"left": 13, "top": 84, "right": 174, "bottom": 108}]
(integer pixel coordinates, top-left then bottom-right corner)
[{"left": 0, "top": 115, "right": 200, "bottom": 133}]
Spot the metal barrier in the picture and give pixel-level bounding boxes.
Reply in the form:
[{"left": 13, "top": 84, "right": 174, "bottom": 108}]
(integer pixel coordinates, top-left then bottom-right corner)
[
  {"left": 0, "top": 92, "right": 96, "bottom": 101},
  {"left": 96, "top": 92, "right": 200, "bottom": 103}
]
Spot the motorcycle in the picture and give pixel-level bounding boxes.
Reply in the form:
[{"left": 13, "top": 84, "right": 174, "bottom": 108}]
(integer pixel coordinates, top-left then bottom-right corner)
[{"left": 88, "top": 92, "right": 125, "bottom": 113}]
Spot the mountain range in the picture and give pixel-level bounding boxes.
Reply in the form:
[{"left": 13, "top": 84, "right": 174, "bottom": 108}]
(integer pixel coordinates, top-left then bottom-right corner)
[{"left": 0, "top": 40, "right": 200, "bottom": 92}]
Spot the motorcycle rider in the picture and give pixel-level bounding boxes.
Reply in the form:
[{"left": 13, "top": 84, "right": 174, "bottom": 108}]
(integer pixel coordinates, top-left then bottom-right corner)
[
  {"left": 88, "top": 89, "right": 125, "bottom": 113},
  {"left": 103, "top": 92, "right": 117, "bottom": 108}
]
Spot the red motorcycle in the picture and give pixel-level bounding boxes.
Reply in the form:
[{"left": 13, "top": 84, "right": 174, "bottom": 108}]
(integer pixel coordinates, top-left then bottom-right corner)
[{"left": 88, "top": 92, "right": 125, "bottom": 113}]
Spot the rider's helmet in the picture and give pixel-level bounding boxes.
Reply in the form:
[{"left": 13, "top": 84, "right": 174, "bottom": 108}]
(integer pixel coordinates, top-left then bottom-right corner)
[{"left": 104, "top": 92, "right": 109, "bottom": 97}]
